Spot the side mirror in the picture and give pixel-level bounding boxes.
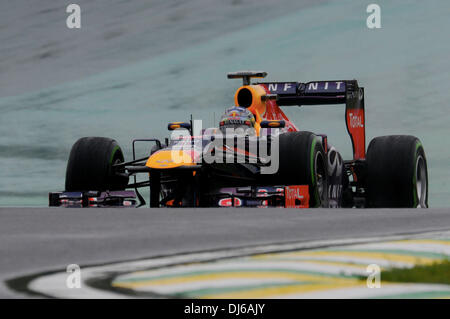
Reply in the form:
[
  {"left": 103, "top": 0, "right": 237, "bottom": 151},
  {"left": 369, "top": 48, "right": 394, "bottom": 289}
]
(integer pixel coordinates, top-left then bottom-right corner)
[
  {"left": 168, "top": 122, "right": 191, "bottom": 131},
  {"left": 260, "top": 120, "right": 285, "bottom": 128}
]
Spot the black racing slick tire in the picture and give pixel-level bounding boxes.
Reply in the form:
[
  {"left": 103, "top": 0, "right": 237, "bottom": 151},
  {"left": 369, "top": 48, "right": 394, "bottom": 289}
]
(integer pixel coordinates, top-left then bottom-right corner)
[
  {"left": 275, "top": 131, "right": 328, "bottom": 207},
  {"left": 366, "top": 135, "right": 428, "bottom": 208},
  {"left": 65, "top": 137, "right": 129, "bottom": 191}
]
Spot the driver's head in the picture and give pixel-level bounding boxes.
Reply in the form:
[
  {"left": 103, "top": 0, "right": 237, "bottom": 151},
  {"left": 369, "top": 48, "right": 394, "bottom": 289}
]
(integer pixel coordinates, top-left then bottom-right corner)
[{"left": 219, "top": 106, "right": 256, "bottom": 135}]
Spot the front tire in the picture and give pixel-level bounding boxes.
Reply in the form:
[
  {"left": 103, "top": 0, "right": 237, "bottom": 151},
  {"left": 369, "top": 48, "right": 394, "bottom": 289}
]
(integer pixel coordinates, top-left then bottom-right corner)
[
  {"left": 65, "top": 137, "right": 129, "bottom": 191},
  {"left": 366, "top": 135, "right": 428, "bottom": 208}
]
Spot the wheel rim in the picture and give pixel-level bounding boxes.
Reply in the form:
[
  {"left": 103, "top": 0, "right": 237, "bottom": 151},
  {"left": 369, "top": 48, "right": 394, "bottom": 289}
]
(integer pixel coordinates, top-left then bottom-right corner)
[
  {"left": 415, "top": 155, "right": 427, "bottom": 208},
  {"left": 110, "top": 153, "right": 128, "bottom": 190},
  {"left": 111, "top": 157, "right": 124, "bottom": 175},
  {"left": 315, "top": 152, "right": 326, "bottom": 206}
]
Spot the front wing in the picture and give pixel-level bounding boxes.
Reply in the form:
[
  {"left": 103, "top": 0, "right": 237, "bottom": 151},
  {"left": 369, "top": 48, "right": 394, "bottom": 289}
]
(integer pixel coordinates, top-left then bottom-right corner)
[{"left": 49, "top": 185, "right": 309, "bottom": 208}]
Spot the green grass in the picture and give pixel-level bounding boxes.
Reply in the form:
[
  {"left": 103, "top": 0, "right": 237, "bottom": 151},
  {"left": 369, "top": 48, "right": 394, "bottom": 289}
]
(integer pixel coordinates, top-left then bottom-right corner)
[{"left": 379, "top": 260, "right": 450, "bottom": 285}]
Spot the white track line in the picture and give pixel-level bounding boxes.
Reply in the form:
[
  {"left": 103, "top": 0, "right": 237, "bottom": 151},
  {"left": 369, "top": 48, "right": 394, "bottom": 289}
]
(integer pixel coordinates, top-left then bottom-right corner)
[
  {"left": 25, "top": 230, "right": 450, "bottom": 298},
  {"left": 277, "top": 283, "right": 450, "bottom": 299}
]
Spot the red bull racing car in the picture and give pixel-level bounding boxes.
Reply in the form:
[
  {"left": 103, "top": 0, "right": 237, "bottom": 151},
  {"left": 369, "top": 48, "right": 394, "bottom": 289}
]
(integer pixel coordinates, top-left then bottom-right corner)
[{"left": 49, "top": 71, "right": 428, "bottom": 208}]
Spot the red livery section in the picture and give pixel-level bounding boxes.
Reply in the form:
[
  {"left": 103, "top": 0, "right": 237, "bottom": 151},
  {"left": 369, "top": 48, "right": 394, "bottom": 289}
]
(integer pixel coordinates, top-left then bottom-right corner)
[
  {"left": 260, "top": 84, "right": 298, "bottom": 132},
  {"left": 346, "top": 108, "right": 366, "bottom": 160},
  {"left": 285, "top": 186, "right": 310, "bottom": 208}
]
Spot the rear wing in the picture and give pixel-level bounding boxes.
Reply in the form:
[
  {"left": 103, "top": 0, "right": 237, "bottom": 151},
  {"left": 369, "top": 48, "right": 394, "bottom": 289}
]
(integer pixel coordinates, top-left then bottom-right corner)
[{"left": 258, "top": 80, "right": 365, "bottom": 160}]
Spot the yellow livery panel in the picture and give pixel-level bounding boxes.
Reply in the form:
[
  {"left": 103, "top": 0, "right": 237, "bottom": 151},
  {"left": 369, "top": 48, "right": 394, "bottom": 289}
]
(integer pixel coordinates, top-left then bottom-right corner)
[{"left": 146, "top": 150, "right": 195, "bottom": 169}]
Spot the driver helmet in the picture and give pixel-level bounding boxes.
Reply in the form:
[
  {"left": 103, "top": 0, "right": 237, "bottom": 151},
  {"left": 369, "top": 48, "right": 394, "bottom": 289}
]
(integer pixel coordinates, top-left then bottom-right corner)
[{"left": 219, "top": 106, "right": 256, "bottom": 135}]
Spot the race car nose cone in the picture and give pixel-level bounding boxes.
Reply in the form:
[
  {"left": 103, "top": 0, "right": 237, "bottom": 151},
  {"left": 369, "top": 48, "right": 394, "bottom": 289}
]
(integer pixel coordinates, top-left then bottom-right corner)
[{"left": 146, "top": 150, "right": 195, "bottom": 169}]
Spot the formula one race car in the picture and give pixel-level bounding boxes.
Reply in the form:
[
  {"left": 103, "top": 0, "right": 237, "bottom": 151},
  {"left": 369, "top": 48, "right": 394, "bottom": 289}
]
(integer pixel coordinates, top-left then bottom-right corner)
[{"left": 49, "top": 71, "right": 428, "bottom": 208}]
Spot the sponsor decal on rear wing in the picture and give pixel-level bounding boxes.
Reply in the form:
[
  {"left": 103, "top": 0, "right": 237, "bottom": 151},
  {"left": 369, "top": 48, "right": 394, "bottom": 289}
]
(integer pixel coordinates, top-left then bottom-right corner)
[
  {"left": 261, "top": 81, "right": 346, "bottom": 95},
  {"left": 258, "top": 80, "right": 365, "bottom": 160},
  {"left": 304, "top": 81, "right": 346, "bottom": 94},
  {"left": 257, "top": 80, "right": 349, "bottom": 103}
]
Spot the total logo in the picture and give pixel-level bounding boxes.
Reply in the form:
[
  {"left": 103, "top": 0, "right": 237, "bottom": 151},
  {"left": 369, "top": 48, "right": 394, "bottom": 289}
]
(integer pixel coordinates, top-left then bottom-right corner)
[
  {"left": 348, "top": 112, "right": 364, "bottom": 128},
  {"left": 285, "top": 188, "right": 305, "bottom": 200}
]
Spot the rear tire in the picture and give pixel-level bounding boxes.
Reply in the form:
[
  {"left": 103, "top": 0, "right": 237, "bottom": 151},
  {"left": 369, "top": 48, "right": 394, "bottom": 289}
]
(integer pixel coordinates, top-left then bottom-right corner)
[
  {"left": 65, "top": 137, "right": 129, "bottom": 191},
  {"left": 366, "top": 135, "right": 428, "bottom": 208},
  {"left": 275, "top": 131, "right": 328, "bottom": 207}
]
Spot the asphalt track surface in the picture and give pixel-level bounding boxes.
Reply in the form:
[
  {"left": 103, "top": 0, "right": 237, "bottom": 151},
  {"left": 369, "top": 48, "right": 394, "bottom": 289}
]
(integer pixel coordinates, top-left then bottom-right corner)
[{"left": 1, "top": 207, "right": 450, "bottom": 298}]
